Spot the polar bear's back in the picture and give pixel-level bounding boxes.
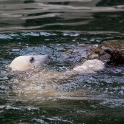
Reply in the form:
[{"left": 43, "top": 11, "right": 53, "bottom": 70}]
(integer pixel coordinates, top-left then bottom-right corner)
[{"left": 73, "top": 59, "right": 104, "bottom": 73}]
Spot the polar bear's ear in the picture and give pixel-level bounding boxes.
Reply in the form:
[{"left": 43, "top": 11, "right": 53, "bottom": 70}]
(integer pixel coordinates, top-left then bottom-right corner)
[{"left": 30, "top": 57, "right": 35, "bottom": 63}]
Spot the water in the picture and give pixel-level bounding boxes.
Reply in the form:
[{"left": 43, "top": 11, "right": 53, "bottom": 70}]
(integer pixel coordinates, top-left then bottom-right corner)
[{"left": 0, "top": 0, "right": 124, "bottom": 124}]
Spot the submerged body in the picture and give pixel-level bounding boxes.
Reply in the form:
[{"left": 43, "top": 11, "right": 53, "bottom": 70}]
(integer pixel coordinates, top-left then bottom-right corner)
[{"left": 8, "top": 55, "right": 104, "bottom": 99}]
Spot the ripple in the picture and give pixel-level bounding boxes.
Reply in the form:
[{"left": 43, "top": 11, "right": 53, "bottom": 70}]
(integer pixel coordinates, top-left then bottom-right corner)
[{"left": 0, "top": 0, "right": 124, "bottom": 32}]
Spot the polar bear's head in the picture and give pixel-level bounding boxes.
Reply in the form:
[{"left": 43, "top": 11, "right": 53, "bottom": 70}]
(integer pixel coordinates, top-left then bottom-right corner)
[{"left": 8, "top": 55, "right": 51, "bottom": 71}]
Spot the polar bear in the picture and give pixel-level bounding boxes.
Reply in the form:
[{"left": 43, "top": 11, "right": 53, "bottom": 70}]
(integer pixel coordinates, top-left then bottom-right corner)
[
  {"left": 8, "top": 56, "right": 105, "bottom": 100},
  {"left": 8, "top": 55, "right": 51, "bottom": 71},
  {"left": 8, "top": 55, "right": 104, "bottom": 73}
]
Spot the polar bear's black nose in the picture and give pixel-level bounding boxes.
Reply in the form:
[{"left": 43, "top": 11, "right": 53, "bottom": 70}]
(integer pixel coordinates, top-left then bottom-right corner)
[
  {"left": 47, "top": 55, "right": 51, "bottom": 60},
  {"left": 45, "top": 55, "right": 51, "bottom": 64}
]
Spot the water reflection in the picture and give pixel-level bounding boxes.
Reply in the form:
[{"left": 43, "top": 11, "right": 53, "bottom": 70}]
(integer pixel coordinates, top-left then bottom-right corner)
[
  {"left": 96, "top": 0, "right": 124, "bottom": 6},
  {"left": 0, "top": 0, "right": 124, "bottom": 124},
  {"left": 0, "top": 0, "right": 124, "bottom": 32}
]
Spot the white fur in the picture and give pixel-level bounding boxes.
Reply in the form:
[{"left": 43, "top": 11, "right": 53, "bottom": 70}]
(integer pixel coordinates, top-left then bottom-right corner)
[
  {"left": 73, "top": 59, "right": 104, "bottom": 73},
  {"left": 8, "top": 55, "right": 50, "bottom": 71}
]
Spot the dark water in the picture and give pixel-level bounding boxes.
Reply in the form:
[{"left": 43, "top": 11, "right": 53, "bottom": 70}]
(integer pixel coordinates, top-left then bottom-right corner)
[{"left": 0, "top": 0, "right": 124, "bottom": 124}]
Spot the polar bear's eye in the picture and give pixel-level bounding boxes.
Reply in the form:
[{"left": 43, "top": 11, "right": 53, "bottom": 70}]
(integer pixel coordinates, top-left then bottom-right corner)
[{"left": 30, "top": 57, "right": 35, "bottom": 63}]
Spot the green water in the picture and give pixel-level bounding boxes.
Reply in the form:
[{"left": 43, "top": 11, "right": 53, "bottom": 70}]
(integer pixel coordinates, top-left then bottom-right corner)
[{"left": 0, "top": 0, "right": 124, "bottom": 124}]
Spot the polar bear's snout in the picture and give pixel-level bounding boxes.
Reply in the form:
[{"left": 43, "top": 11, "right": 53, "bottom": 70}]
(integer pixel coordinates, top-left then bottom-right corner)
[
  {"left": 43, "top": 55, "right": 51, "bottom": 65},
  {"left": 32, "top": 55, "right": 51, "bottom": 66}
]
